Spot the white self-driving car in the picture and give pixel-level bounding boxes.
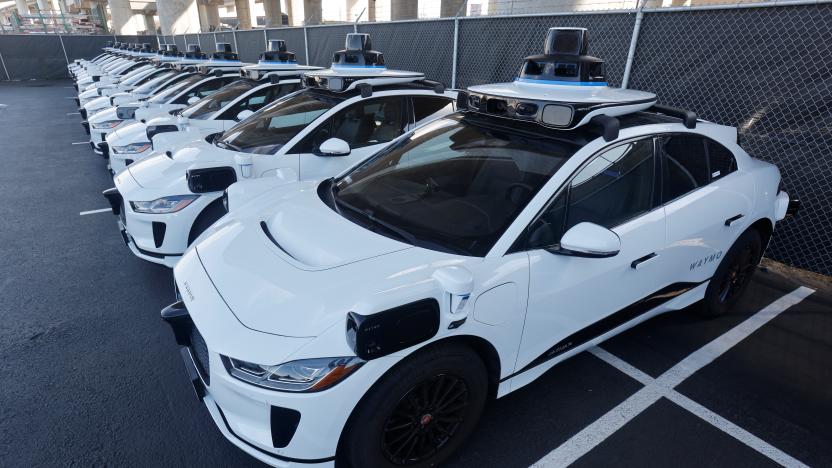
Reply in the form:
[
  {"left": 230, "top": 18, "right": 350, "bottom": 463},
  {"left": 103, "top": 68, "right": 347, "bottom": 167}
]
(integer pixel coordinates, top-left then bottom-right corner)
[
  {"left": 88, "top": 63, "right": 246, "bottom": 157},
  {"left": 163, "top": 28, "right": 799, "bottom": 467},
  {"left": 80, "top": 44, "right": 230, "bottom": 126},
  {"left": 74, "top": 44, "right": 157, "bottom": 102},
  {"left": 103, "top": 33, "right": 457, "bottom": 268},
  {"left": 105, "top": 40, "right": 320, "bottom": 174}
]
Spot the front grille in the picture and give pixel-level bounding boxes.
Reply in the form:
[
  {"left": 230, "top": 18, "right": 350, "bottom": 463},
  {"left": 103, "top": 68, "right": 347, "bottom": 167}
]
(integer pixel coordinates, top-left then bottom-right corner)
[{"left": 189, "top": 326, "right": 210, "bottom": 385}]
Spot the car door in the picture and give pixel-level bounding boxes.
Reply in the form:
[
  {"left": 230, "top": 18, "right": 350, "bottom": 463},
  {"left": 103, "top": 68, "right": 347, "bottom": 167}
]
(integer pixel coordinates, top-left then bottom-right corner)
[
  {"left": 659, "top": 133, "right": 754, "bottom": 284},
  {"left": 514, "top": 136, "right": 670, "bottom": 378},
  {"left": 291, "top": 95, "right": 409, "bottom": 180}
]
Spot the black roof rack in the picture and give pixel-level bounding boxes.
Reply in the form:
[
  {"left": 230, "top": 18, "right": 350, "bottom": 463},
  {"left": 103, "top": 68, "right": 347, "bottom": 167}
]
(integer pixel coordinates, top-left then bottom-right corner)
[{"left": 649, "top": 104, "right": 697, "bottom": 129}]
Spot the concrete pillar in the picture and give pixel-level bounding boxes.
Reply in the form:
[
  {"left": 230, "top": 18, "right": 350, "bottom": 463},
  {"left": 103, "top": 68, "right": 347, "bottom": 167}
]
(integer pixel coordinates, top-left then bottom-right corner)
[
  {"left": 302, "top": 0, "right": 320, "bottom": 25},
  {"left": 285, "top": 0, "right": 294, "bottom": 24},
  {"left": 108, "top": 0, "right": 139, "bottom": 34},
  {"left": 234, "top": 0, "right": 251, "bottom": 29},
  {"left": 390, "top": 0, "right": 416, "bottom": 20},
  {"left": 144, "top": 13, "right": 156, "bottom": 32},
  {"left": 15, "top": 0, "right": 29, "bottom": 16},
  {"left": 367, "top": 0, "right": 376, "bottom": 21},
  {"left": 157, "top": 0, "right": 202, "bottom": 35},
  {"left": 440, "top": 0, "right": 465, "bottom": 17},
  {"left": 36, "top": 0, "right": 49, "bottom": 12},
  {"left": 262, "top": 0, "right": 281, "bottom": 27},
  {"left": 198, "top": 1, "right": 219, "bottom": 31}
]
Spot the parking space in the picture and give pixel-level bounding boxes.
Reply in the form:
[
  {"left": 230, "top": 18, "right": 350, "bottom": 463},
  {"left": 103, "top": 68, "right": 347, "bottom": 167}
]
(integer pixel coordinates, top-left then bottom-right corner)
[{"left": 1, "top": 80, "right": 829, "bottom": 467}]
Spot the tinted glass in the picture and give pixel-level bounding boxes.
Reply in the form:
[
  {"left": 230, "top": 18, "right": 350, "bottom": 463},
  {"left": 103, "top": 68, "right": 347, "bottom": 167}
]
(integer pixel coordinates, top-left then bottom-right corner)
[
  {"left": 173, "top": 76, "right": 238, "bottom": 105},
  {"left": 290, "top": 96, "right": 405, "bottom": 154},
  {"left": 219, "top": 83, "right": 300, "bottom": 121},
  {"left": 565, "top": 137, "right": 655, "bottom": 230},
  {"left": 413, "top": 97, "right": 454, "bottom": 123},
  {"left": 182, "top": 80, "right": 257, "bottom": 120},
  {"left": 660, "top": 134, "right": 709, "bottom": 202},
  {"left": 707, "top": 139, "right": 737, "bottom": 181},
  {"left": 331, "top": 115, "right": 581, "bottom": 256},
  {"left": 133, "top": 72, "right": 176, "bottom": 95},
  {"left": 331, "top": 96, "right": 406, "bottom": 149},
  {"left": 217, "top": 91, "right": 340, "bottom": 154},
  {"left": 148, "top": 75, "right": 202, "bottom": 103}
]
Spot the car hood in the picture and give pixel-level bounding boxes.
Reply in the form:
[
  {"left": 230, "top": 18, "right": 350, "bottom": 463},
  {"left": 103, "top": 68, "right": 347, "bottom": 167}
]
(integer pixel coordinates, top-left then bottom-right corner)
[
  {"left": 108, "top": 121, "right": 148, "bottom": 145},
  {"left": 88, "top": 106, "right": 118, "bottom": 124},
  {"left": 85, "top": 96, "right": 111, "bottom": 112},
  {"left": 126, "top": 140, "right": 228, "bottom": 189},
  {"left": 193, "top": 180, "right": 464, "bottom": 337},
  {"left": 79, "top": 88, "right": 99, "bottom": 100}
]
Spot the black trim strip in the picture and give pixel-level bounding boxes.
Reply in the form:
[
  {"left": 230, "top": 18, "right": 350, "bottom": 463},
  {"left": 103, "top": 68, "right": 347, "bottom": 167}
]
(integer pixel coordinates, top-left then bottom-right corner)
[
  {"left": 501, "top": 279, "right": 708, "bottom": 382},
  {"left": 215, "top": 405, "right": 336, "bottom": 464}
]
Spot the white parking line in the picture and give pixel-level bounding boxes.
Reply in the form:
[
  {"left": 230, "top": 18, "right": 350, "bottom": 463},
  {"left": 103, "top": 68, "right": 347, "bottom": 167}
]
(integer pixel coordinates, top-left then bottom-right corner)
[
  {"left": 66, "top": 112, "right": 80, "bottom": 116},
  {"left": 72, "top": 141, "right": 89, "bottom": 145},
  {"left": 80, "top": 208, "right": 112, "bottom": 216},
  {"left": 533, "top": 286, "right": 814, "bottom": 468}
]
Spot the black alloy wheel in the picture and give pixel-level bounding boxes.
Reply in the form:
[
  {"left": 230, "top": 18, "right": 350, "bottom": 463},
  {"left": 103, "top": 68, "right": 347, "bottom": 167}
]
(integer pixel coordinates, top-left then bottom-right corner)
[
  {"left": 381, "top": 374, "right": 469, "bottom": 465},
  {"left": 700, "top": 228, "right": 762, "bottom": 316}
]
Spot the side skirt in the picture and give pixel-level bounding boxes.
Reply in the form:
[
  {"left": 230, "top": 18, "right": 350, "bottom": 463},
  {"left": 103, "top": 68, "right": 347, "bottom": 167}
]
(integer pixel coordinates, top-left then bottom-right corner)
[{"left": 501, "top": 280, "right": 708, "bottom": 383}]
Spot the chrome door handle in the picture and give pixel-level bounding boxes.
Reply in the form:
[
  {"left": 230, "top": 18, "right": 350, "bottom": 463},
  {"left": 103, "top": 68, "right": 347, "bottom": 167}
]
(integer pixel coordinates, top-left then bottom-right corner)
[
  {"left": 725, "top": 214, "right": 744, "bottom": 226},
  {"left": 631, "top": 252, "right": 658, "bottom": 269}
]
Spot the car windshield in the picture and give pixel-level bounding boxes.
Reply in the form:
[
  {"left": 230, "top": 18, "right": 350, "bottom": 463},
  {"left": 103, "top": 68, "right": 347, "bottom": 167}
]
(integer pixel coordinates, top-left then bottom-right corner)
[
  {"left": 119, "top": 67, "right": 151, "bottom": 84},
  {"left": 133, "top": 72, "right": 176, "bottom": 95},
  {"left": 130, "top": 69, "right": 165, "bottom": 87},
  {"left": 216, "top": 90, "right": 340, "bottom": 154},
  {"left": 149, "top": 75, "right": 202, "bottom": 103},
  {"left": 329, "top": 114, "right": 584, "bottom": 256},
  {"left": 182, "top": 79, "right": 257, "bottom": 120}
]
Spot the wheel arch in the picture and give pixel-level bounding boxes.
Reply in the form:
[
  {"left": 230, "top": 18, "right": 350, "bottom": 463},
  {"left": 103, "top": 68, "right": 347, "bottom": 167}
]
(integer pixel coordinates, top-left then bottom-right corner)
[
  {"left": 335, "top": 334, "right": 501, "bottom": 464},
  {"left": 187, "top": 196, "right": 226, "bottom": 245},
  {"left": 746, "top": 217, "right": 774, "bottom": 258}
]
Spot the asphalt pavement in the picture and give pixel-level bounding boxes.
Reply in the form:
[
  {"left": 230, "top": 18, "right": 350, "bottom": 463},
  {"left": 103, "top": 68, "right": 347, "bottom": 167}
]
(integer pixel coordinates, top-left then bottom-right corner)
[{"left": 1, "top": 80, "right": 829, "bottom": 467}]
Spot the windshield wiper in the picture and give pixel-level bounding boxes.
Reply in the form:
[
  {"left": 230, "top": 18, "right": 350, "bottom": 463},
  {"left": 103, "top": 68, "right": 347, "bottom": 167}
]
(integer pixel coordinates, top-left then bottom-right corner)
[
  {"left": 215, "top": 139, "right": 240, "bottom": 151},
  {"left": 334, "top": 197, "right": 417, "bottom": 246}
]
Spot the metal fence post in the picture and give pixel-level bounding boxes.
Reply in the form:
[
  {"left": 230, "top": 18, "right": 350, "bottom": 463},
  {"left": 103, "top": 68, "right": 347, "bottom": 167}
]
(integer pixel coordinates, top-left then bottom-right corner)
[
  {"left": 303, "top": 26, "right": 309, "bottom": 65},
  {"left": 622, "top": 0, "right": 646, "bottom": 89},
  {"left": 57, "top": 34, "right": 69, "bottom": 65},
  {"left": 451, "top": 17, "right": 459, "bottom": 89},
  {"left": 0, "top": 51, "right": 11, "bottom": 80}
]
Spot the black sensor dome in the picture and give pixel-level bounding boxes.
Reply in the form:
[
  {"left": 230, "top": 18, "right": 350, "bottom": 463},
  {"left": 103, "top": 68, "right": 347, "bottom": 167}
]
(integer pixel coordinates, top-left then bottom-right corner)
[
  {"left": 518, "top": 27, "right": 605, "bottom": 85},
  {"left": 260, "top": 39, "right": 295, "bottom": 62},
  {"left": 332, "top": 33, "right": 384, "bottom": 67}
]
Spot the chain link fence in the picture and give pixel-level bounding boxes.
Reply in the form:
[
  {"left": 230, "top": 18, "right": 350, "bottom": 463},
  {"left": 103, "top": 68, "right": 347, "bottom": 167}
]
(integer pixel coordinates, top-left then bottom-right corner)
[{"left": 0, "top": 1, "right": 829, "bottom": 275}]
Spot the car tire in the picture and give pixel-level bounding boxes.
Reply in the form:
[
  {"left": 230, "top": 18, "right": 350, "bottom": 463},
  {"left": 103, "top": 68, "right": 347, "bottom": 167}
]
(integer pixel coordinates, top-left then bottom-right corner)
[
  {"left": 187, "top": 197, "right": 226, "bottom": 246},
  {"left": 340, "top": 343, "right": 488, "bottom": 468},
  {"left": 700, "top": 228, "right": 762, "bottom": 317}
]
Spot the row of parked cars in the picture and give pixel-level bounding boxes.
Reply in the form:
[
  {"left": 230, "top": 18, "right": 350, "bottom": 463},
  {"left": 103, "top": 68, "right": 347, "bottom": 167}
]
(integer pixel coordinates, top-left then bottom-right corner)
[{"left": 68, "top": 29, "right": 797, "bottom": 467}]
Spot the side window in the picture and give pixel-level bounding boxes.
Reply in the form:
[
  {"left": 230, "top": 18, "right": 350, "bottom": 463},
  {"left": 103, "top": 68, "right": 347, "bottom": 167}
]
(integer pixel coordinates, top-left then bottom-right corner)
[
  {"left": 330, "top": 96, "right": 406, "bottom": 149},
  {"left": 291, "top": 96, "right": 406, "bottom": 153},
  {"left": 706, "top": 139, "right": 737, "bottom": 181},
  {"left": 175, "top": 77, "right": 237, "bottom": 104},
  {"left": 660, "top": 134, "right": 709, "bottom": 202},
  {"left": 219, "top": 86, "right": 272, "bottom": 121},
  {"left": 412, "top": 97, "right": 454, "bottom": 125},
  {"left": 526, "top": 138, "right": 656, "bottom": 249}
]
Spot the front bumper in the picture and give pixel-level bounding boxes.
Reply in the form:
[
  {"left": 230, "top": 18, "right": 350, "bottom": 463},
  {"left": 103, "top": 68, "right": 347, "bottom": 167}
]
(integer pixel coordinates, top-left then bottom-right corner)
[
  {"left": 104, "top": 182, "right": 221, "bottom": 268},
  {"left": 161, "top": 301, "right": 338, "bottom": 467}
]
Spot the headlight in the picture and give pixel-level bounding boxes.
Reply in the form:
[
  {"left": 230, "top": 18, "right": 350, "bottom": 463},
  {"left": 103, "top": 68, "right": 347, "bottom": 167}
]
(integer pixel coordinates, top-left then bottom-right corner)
[
  {"left": 222, "top": 356, "right": 364, "bottom": 392},
  {"left": 130, "top": 195, "right": 198, "bottom": 213},
  {"left": 112, "top": 142, "right": 151, "bottom": 154},
  {"left": 91, "top": 119, "right": 122, "bottom": 129}
]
